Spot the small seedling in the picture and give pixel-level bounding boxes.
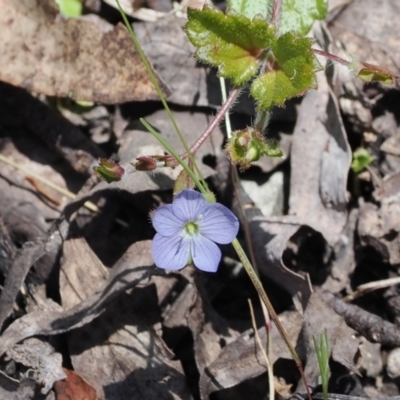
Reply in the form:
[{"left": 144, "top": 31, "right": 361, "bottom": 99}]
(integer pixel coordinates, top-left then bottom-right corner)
[
  {"left": 313, "top": 330, "right": 331, "bottom": 400},
  {"left": 351, "top": 148, "right": 374, "bottom": 173}
]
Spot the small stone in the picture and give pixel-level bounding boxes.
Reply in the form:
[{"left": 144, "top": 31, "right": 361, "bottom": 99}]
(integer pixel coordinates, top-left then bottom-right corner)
[
  {"left": 387, "top": 348, "right": 400, "bottom": 378},
  {"left": 359, "top": 339, "right": 382, "bottom": 378}
]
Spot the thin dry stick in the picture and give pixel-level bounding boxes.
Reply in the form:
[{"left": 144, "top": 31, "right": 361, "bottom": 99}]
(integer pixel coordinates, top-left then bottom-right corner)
[
  {"left": 0, "top": 154, "right": 129, "bottom": 227},
  {"left": 0, "top": 153, "right": 98, "bottom": 212},
  {"left": 248, "top": 299, "right": 275, "bottom": 400},
  {"left": 344, "top": 276, "right": 400, "bottom": 302}
]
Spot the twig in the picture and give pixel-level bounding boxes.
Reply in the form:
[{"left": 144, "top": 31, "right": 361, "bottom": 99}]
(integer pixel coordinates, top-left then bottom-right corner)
[
  {"left": 0, "top": 154, "right": 97, "bottom": 212},
  {"left": 344, "top": 276, "right": 400, "bottom": 302},
  {"left": 321, "top": 290, "right": 400, "bottom": 346},
  {"left": 0, "top": 154, "right": 129, "bottom": 227}
]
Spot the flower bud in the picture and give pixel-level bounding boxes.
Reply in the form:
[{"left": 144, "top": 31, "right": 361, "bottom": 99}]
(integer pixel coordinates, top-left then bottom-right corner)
[
  {"left": 349, "top": 60, "right": 397, "bottom": 84},
  {"left": 134, "top": 156, "right": 158, "bottom": 171},
  {"left": 225, "top": 127, "right": 283, "bottom": 171},
  {"left": 93, "top": 158, "right": 125, "bottom": 183}
]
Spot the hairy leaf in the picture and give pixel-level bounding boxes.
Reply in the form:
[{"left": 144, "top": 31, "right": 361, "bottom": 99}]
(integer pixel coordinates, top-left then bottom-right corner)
[
  {"left": 186, "top": 6, "right": 275, "bottom": 86},
  {"left": 55, "top": 0, "right": 82, "bottom": 17},
  {"left": 280, "top": 0, "right": 328, "bottom": 36},
  {"left": 251, "top": 33, "right": 321, "bottom": 110},
  {"left": 227, "top": 0, "right": 271, "bottom": 20}
]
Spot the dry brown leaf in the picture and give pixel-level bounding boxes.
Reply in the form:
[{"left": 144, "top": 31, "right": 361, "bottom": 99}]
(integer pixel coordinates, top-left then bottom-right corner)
[
  {"left": 67, "top": 287, "right": 192, "bottom": 400},
  {"left": 0, "top": 240, "right": 154, "bottom": 358},
  {"left": 0, "top": 0, "right": 169, "bottom": 104},
  {"left": 181, "top": 269, "right": 241, "bottom": 373},
  {"left": 7, "top": 338, "right": 66, "bottom": 395},
  {"left": 198, "top": 311, "right": 304, "bottom": 399},
  {"left": 53, "top": 369, "right": 98, "bottom": 400},
  {"left": 322, "top": 208, "right": 358, "bottom": 293},
  {"left": 133, "top": 15, "right": 220, "bottom": 108},
  {"left": 288, "top": 71, "right": 350, "bottom": 246},
  {"left": 249, "top": 219, "right": 313, "bottom": 312},
  {"left": 58, "top": 236, "right": 191, "bottom": 399},
  {"left": 0, "top": 240, "right": 47, "bottom": 330},
  {"left": 60, "top": 235, "right": 109, "bottom": 308},
  {"left": 0, "top": 82, "right": 105, "bottom": 175}
]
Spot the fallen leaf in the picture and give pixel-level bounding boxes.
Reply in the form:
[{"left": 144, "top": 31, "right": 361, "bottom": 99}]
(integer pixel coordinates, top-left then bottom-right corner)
[
  {"left": 133, "top": 15, "right": 220, "bottom": 108},
  {"left": 199, "top": 310, "right": 304, "bottom": 399},
  {"left": 0, "top": 241, "right": 154, "bottom": 357},
  {"left": 53, "top": 369, "right": 98, "bottom": 400},
  {"left": 0, "top": 82, "right": 105, "bottom": 176},
  {"left": 0, "top": 0, "right": 169, "bottom": 104},
  {"left": 0, "top": 240, "right": 46, "bottom": 330},
  {"left": 288, "top": 70, "right": 351, "bottom": 246}
]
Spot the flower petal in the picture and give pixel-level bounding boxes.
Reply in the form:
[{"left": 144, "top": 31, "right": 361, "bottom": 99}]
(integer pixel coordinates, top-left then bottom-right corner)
[
  {"left": 152, "top": 204, "right": 183, "bottom": 236},
  {"left": 198, "top": 203, "right": 239, "bottom": 244},
  {"left": 192, "top": 235, "right": 221, "bottom": 273},
  {"left": 172, "top": 189, "right": 207, "bottom": 222},
  {"left": 152, "top": 233, "right": 191, "bottom": 270}
]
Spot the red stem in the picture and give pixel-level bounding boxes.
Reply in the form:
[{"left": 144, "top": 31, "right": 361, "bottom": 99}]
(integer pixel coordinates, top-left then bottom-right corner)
[
  {"left": 311, "top": 48, "right": 351, "bottom": 67},
  {"left": 167, "top": 88, "right": 240, "bottom": 166},
  {"left": 270, "top": 0, "right": 282, "bottom": 27}
]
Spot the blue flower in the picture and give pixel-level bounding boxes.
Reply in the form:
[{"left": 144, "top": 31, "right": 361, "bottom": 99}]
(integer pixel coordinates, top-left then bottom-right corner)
[{"left": 151, "top": 189, "right": 239, "bottom": 272}]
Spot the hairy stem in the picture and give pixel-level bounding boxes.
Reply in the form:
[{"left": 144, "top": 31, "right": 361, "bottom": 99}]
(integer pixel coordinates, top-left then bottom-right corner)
[
  {"left": 270, "top": 0, "right": 282, "bottom": 27},
  {"left": 167, "top": 88, "right": 240, "bottom": 167},
  {"left": 311, "top": 49, "right": 351, "bottom": 66}
]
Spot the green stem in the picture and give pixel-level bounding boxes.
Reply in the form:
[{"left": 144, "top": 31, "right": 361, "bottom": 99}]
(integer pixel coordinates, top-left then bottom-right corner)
[
  {"left": 116, "top": 0, "right": 203, "bottom": 187},
  {"left": 254, "top": 109, "right": 271, "bottom": 133},
  {"left": 232, "top": 238, "right": 312, "bottom": 400},
  {"left": 140, "top": 119, "right": 205, "bottom": 193}
]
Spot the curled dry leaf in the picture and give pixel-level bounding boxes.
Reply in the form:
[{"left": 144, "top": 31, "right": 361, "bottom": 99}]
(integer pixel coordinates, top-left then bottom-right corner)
[
  {"left": 0, "top": 241, "right": 154, "bottom": 358},
  {"left": 199, "top": 311, "right": 304, "bottom": 399},
  {"left": 60, "top": 237, "right": 191, "bottom": 399},
  {"left": 0, "top": 0, "right": 169, "bottom": 104}
]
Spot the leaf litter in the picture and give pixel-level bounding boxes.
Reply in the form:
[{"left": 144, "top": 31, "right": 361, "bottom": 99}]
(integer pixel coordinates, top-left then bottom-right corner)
[{"left": 0, "top": 0, "right": 400, "bottom": 399}]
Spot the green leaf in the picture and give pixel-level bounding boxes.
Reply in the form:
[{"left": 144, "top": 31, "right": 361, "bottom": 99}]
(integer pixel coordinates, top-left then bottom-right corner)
[
  {"left": 250, "top": 33, "right": 321, "bottom": 110},
  {"left": 55, "top": 0, "right": 82, "bottom": 18},
  {"left": 280, "top": 0, "right": 328, "bottom": 36},
  {"left": 351, "top": 148, "right": 374, "bottom": 173},
  {"left": 227, "top": 0, "right": 271, "bottom": 20},
  {"left": 186, "top": 7, "right": 276, "bottom": 86}
]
